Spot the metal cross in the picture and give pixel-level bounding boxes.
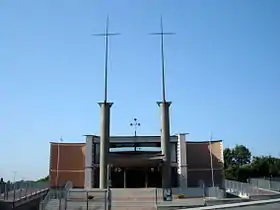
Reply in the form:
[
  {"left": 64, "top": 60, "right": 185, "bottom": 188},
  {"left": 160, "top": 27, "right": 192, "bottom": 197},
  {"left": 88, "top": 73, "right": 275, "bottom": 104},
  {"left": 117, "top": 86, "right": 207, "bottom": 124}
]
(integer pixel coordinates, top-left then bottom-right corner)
[
  {"left": 92, "top": 15, "right": 120, "bottom": 102},
  {"left": 150, "top": 16, "right": 175, "bottom": 102},
  {"left": 130, "top": 118, "right": 141, "bottom": 137}
]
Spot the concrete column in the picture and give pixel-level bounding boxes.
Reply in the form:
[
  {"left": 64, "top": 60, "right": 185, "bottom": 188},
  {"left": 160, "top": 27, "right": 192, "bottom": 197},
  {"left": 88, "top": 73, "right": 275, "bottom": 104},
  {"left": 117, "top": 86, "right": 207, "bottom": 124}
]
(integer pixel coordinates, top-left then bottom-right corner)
[
  {"left": 157, "top": 101, "right": 172, "bottom": 189},
  {"left": 98, "top": 102, "right": 113, "bottom": 189},
  {"left": 123, "top": 168, "right": 126, "bottom": 188},
  {"left": 145, "top": 168, "right": 148, "bottom": 188},
  {"left": 84, "top": 136, "right": 93, "bottom": 189},
  {"left": 177, "top": 133, "right": 188, "bottom": 189}
]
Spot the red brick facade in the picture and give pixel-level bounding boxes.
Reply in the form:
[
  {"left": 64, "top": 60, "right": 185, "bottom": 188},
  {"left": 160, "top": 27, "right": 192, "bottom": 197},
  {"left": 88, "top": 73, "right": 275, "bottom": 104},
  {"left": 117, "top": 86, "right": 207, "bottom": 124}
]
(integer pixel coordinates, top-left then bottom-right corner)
[
  {"left": 186, "top": 141, "right": 224, "bottom": 187},
  {"left": 49, "top": 143, "right": 85, "bottom": 188},
  {"left": 49, "top": 140, "right": 224, "bottom": 188}
]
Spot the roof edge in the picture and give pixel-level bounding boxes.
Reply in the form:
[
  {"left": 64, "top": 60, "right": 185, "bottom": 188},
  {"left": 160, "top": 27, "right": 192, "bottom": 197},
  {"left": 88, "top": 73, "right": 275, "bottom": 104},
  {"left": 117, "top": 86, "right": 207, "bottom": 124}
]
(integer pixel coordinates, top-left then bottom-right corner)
[
  {"left": 187, "top": 140, "right": 223, "bottom": 143},
  {"left": 49, "top": 142, "right": 85, "bottom": 145}
]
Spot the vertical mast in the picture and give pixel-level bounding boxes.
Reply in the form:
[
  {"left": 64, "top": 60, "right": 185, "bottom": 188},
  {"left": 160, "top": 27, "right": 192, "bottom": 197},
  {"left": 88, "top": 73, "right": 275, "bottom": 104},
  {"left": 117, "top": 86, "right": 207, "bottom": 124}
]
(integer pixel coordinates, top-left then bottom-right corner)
[
  {"left": 104, "top": 16, "right": 109, "bottom": 102},
  {"left": 160, "top": 17, "right": 166, "bottom": 102},
  {"left": 93, "top": 15, "right": 119, "bottom": 102},
  {"left": 150, "top": 16, "right": 174, "bottom": 101},
  {"left": 93, "top": 15, "right": 119, "bottom": 189},
  {"left": 152, "top": 17, "right": 175, "bottom": 197}
]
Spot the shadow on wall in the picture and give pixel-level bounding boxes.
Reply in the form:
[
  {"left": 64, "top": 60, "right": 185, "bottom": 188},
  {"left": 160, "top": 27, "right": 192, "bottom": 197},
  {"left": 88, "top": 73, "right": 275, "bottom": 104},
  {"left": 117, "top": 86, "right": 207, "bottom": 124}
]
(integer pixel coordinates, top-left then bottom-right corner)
[{"left": 186, "top": 141, "right": 224, "bottom": 188}]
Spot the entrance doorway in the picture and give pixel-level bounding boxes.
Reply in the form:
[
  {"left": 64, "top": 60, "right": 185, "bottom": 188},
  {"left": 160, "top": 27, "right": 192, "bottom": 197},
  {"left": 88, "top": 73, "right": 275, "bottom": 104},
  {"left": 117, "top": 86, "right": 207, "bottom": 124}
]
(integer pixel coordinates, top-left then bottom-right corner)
[
  {"left": 111, "top": 167, "right": 124, "bottom": 188},
  {"left": 147, "top": 167, "right": 162, "bottom": 187},
  {"left": 126, "top": 168, "right": 146, "bottom": 188}
]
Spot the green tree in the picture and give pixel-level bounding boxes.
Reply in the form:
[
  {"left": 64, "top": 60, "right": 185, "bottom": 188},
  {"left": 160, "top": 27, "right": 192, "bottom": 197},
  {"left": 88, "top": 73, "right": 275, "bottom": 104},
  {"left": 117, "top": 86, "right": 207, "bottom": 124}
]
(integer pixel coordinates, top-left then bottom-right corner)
[
  {"left": 224, "top": 145, "right": 252, "bottom": 181},
  {"left": 36, "top": 176, "right": 49, "bottom": 182},
  {"left": 232, "top": 145, "right": 251, "bottom": 166},
  {"left": 251, "top": 156, "right": 280, "bottom": 178},
  {"left": 224, "top": 145, "right": 251, "bottom": 168},
  {"left": 224, "top": 145, "right": 280, "bottom": 182},
  {"left": 223, "top": 148, "right": 234, "bottom": 169}
]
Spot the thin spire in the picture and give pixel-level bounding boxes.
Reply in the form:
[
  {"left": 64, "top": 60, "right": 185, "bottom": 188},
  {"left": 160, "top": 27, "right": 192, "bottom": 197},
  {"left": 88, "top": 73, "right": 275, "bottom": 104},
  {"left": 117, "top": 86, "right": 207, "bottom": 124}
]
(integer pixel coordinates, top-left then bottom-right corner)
[
  {"left": 93, "top": 15, "right": 120, "bottom": 102},
  {"left": 150, "top": 16, "right": 175, "bottom": 102},
  {"left": 104, "top": 16, "right": 109, "bottom": 102}
]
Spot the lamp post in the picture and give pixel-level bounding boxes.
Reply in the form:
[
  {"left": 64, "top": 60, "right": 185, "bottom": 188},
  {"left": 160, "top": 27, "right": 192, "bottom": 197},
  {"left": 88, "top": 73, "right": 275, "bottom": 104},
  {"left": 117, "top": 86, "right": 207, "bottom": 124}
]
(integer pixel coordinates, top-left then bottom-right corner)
[
  {"left": 12, "top": 171, "right": 16, "bottom": 204},
  {"left": 130, "top": 118, "right": 140, "bottom": 151}
]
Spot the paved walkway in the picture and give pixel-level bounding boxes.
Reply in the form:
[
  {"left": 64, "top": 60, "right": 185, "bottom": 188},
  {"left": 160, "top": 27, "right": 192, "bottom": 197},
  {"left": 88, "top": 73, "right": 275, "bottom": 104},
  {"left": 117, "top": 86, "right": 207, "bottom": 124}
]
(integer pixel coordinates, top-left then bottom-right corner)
[{"left": 226, "top": 202, "right": 280, "bottom": 210}]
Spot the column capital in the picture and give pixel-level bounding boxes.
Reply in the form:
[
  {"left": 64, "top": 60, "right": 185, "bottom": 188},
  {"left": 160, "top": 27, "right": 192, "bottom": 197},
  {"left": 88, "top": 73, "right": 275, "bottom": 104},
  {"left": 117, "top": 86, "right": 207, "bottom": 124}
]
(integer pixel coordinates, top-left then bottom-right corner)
[
  {"left": 176, "top": 133, "right": 190, "bottom": 138},
  {"left": 156, "top": 101, "right": 172, "bottom": 107},
  {"left": 98, "top": 101, "right": 114, "bottom": 107}
]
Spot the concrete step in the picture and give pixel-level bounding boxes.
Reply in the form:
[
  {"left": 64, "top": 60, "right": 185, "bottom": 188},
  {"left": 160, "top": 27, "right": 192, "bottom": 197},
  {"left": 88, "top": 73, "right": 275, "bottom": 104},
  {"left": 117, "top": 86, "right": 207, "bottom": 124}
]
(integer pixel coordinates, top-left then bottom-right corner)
[
  {"left": 111, "top": 188, "right": 157, "bottom": 199},
  {"left": 45, "top": 198, "right": 155, "bottom": 210},
  {"left": 45, "top": 199, "right": 65, "bottom": 210}
]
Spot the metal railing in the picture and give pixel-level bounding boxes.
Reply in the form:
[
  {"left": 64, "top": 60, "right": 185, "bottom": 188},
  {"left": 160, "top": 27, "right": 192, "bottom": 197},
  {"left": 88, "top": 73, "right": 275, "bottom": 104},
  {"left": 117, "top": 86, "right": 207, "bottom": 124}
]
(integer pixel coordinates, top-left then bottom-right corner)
[
  {"left": 66, "top": 188, "right": 110, "bottom": 210},
  {"left": 40, "top": 183, "right": 111, "bottom": 210},
  {"left": 0, "top": 181, "right": 48, "bottom": 201},
  {"left": 39, "top": 181, "right": 72, "bottom": 210},
  {"left": 249, "top": 178, "right": 280, "bottom": 192},
  {"left": 225, "top": 179, "right": 264, "bottom": 197}
]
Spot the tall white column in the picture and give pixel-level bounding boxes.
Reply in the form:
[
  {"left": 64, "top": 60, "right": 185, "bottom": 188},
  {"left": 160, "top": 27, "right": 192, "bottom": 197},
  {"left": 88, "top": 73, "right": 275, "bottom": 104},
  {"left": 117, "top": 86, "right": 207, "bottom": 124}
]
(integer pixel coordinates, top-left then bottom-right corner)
[
  {"left": 84, "top": 136, "right": 93, "bottom": 189},
  {"left": 99, "top": 102, "right": 113, "bottom": 189},
  {"left": 177, "top": 133, "right": 188, "bottom": 189},
  {"left": 158, "top": 101, "right": 172, "bottom": 189}
]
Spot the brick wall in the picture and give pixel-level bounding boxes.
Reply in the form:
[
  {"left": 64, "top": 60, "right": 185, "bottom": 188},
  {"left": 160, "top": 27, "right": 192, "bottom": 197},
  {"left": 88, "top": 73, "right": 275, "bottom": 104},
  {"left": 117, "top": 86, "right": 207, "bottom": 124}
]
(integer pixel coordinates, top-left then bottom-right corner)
[
  {"left": 49, "top": 143, "right": 85, "bottom": 188},
  {"left": 186, "top": 141, "right": 224, "bottom": 187}
]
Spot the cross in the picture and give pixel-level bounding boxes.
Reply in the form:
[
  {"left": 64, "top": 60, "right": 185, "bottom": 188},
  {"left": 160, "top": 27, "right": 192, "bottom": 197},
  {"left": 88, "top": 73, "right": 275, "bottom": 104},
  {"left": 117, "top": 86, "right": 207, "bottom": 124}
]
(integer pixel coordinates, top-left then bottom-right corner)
[
  {"left": 92, "top": 16, "right": 120, "bottom": 102},
  {"left": 130, "top": 118, "right": 141, "bottom": 137},
  {"left": 150, "top": 16, "right": 175, "bottom": 102}
]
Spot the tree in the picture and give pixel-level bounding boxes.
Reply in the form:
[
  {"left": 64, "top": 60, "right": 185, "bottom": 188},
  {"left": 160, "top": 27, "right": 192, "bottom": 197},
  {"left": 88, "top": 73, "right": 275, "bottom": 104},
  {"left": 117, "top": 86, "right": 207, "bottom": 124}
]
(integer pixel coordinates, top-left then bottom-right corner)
[
  {"left": 224, "top": 148, "right": 234, "bottom": 168},
  {"left": 224, "top": 145, "right": 251, "bottom": 168},
  {"left": 36, "top": 176, "right": 49, "bottom": 182},
  {"left": 251, "top": 156, "right": 280, "bottom": 178},
  {"left": 232, "top": 145, "right": 251, "bottom": 166},
  {"left": 223, "top": 145, "right": 280, "bottom": 182}
]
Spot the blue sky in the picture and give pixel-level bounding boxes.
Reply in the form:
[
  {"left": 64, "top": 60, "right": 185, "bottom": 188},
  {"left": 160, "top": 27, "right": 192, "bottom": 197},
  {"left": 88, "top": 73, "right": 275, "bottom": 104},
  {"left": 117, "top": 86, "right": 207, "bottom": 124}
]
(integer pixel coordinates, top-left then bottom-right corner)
[{"left": 1, "top": 0, "right": 280, "bottom": 181}]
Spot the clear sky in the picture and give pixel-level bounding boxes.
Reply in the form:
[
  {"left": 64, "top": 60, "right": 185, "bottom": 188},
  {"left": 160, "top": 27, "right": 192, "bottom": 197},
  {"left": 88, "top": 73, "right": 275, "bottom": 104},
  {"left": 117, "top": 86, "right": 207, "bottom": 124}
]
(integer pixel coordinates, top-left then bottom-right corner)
[{"left": 0, "top": 0, "right": 280, "bottom": 181}]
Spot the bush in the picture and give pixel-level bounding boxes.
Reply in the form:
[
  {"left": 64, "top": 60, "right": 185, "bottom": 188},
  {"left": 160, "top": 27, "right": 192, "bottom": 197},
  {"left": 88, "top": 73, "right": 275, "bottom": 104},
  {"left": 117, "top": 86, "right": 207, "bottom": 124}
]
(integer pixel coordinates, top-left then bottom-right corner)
[{"left": 176, "top": 194, "right": 187, "bottom": 199}]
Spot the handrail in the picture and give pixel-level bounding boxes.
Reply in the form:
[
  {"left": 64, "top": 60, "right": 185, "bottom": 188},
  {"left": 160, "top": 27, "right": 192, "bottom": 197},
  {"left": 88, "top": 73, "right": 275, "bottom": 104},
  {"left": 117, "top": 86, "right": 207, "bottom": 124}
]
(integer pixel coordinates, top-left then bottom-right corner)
[
  {"left": 39, "top": 189, "right": 53, "bottom": 210},
  {"left": 63, "top": 181, "right": 73, "bottom": 210},
  {"left": 0, "top": 181, "right": 48, "bottom": 202},
  {"left": 39, "top": 181, "right": 72, "bottom": 210}
]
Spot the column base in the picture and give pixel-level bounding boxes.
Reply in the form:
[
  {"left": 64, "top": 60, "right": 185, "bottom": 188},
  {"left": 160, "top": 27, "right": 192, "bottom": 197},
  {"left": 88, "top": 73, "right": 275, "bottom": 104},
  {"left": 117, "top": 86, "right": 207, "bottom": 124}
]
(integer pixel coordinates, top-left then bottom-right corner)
[{"left": 98, "top": 101, "right": 113, "bottom": 189}]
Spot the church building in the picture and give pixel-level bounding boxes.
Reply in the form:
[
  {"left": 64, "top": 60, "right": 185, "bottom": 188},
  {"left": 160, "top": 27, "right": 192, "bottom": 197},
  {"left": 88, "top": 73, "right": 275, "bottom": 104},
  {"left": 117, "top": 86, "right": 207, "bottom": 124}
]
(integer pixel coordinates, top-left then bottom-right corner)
[{"left": 49, "top": 133, "right": 225, "bottom": 189}]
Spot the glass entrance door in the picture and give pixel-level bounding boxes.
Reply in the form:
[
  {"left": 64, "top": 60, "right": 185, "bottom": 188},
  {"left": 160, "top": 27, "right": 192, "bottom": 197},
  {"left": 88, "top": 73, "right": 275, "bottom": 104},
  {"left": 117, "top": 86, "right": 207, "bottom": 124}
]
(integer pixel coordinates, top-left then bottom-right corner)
[
  {"left": 126, "top": 168, "right": 146, "bottom": 188},
  {"left": 147, "top": 167, "right": 162, "bottom": 187},
  {"left": 111, "top": 167, "right": 124, "bottom": 188}
]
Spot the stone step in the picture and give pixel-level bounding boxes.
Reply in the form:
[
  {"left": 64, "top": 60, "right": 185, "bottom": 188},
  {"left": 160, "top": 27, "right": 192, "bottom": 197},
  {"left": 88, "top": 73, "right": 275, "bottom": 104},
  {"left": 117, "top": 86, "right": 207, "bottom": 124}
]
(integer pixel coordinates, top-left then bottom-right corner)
[{"left": 45, "top": 198, "right": 155, "bottom": 210}]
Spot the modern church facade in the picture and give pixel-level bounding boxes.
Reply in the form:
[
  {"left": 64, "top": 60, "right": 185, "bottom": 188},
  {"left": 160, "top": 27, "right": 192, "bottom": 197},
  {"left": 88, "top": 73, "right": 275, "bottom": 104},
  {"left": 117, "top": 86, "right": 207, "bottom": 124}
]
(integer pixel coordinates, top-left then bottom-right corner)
[
  {"left": 49, "top": 18, "right": 225, "bottom": 191},
  {"left": 49, "top": 134, "right": 225, "bottom": 189}
]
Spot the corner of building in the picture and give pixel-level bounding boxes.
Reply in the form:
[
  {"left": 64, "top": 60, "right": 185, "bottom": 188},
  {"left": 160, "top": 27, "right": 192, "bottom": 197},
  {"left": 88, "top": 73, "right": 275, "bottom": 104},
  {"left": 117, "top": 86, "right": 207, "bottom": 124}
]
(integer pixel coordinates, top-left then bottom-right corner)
[
  {"left": 177, "top": 133, "right": 189, "bottom": 189},
  {"left": 84, "top": 135, "right": 93, "bottom": 189}
]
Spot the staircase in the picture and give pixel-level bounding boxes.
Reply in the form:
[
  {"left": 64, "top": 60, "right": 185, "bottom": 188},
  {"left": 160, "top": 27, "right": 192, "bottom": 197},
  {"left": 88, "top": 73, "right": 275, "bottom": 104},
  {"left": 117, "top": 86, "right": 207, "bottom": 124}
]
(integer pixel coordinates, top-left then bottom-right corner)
[
  {"left": 45, "top": 199, "right": 65, "bottom": 210},
  {"left": 111, "top": 188, "right": 157, "bottom": 210},
  {"left": 44, "top": 188, "right": 158, "bottom": 210}
]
